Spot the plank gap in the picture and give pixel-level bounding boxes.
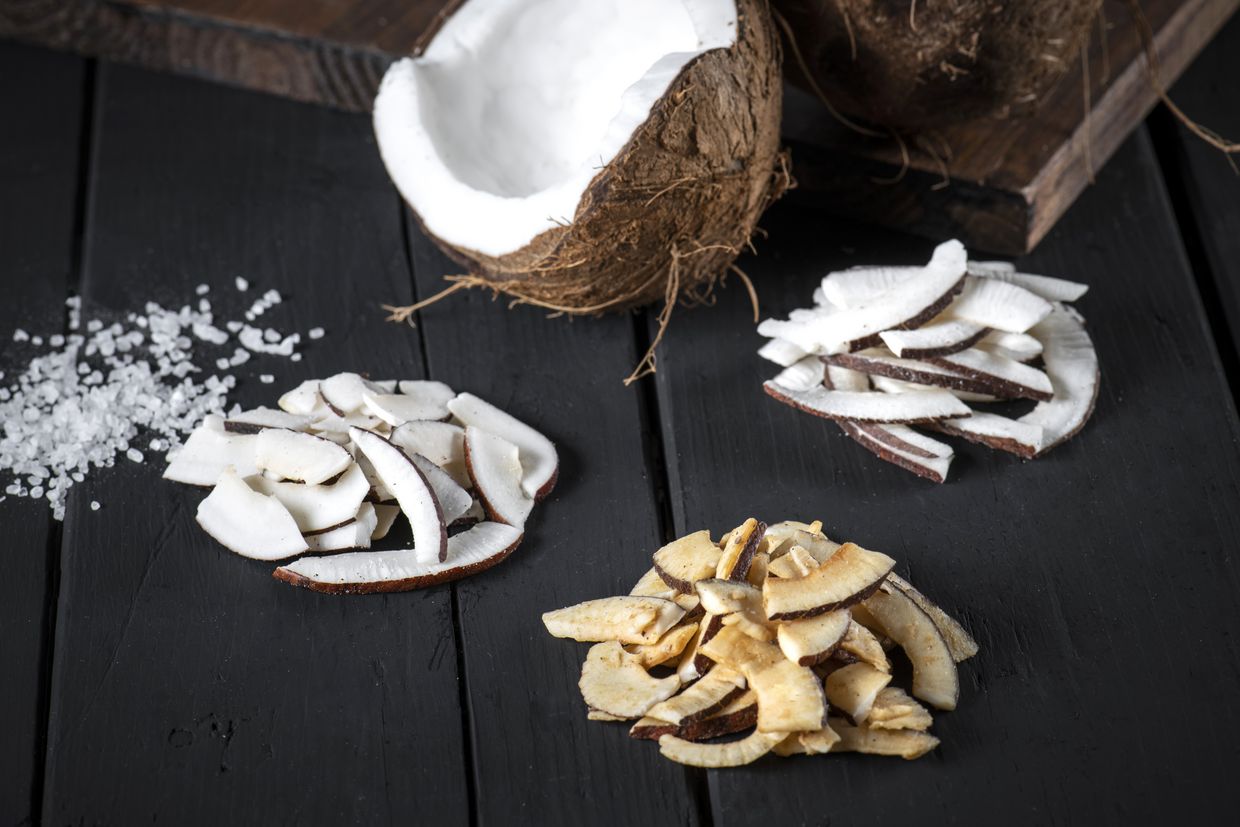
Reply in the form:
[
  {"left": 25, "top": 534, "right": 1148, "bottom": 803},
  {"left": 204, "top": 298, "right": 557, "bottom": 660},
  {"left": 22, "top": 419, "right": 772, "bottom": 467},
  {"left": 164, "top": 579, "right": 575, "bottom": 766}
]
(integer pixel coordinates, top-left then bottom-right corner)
[
  {"left": 65, "top": 58, "right": 99, "bottom": 309},
  {"left": 631, "top": 312, "right": 678, "bottom": 546}
]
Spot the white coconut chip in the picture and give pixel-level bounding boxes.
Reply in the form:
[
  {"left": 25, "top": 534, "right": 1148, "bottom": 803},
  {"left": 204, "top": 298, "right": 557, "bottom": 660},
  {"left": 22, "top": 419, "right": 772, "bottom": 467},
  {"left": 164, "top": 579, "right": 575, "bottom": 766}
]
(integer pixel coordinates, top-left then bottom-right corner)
[
  {"left": 448, "top": 392, "right": 558, "bottom": 500},
  {"left": 195, "top": 468, "right": 307, "bottom": 560},
  {"left": 933, "top": 411, "right": 1044, "bottom": 459},
  {"left": 879, "top": 320, "right": 987, "bottom": 359},
  {"left": 464, "top": 426, "right": 534, "bottom": 527},
  {"left": 304, "top": 503, "right": 379, "bottom": 552},
  {"left": 397, "top": 379, "right": 456, "bottom": 406},
  {"left": 820, "top": 265, "right": 920, "bottom": 308},
  {"left": 931, "top": 348, "right": 1054, "bottom": 401},
  {"left": 947, "top": 276, "right": 1053, "bottom": 333},
  {"left": 319, "top": 372, "right": 382, "bottom": 415},
  {"left": 278, "top": 380, "right": 326, "bottom": 416},
  {"left": 967, "top": 261, "right": 1089, "bottom": 302},
  {"left": 823, "top": 364, "right": 871, "bottom": 392},
  {"left": 869, "top": 374, "right": 997, "bottom": 404},
  {"left": 389, "top": 420, "right": 469, "bottom": 488},
  {"left": 224, "top": 407, "right": 314, "bottom": 433},
  {"left": 757, "top": 338, "right": 809, "bottom": 367},
  {"left": 1018, "top": 305, "right": 1100, "bottom": 456},
  {"left": 764, "top": 382, "right": 971, "bottom": 424},
  {"left": 839, "top": 422, "right": 954, "bottom": 483},
  {"left": 978, "top": 330, "right": 1043, "bottom": 363},
  {"left": 163, "top": 415, "right": 259, "bottom": 485},
  {"left": 254, "top": 428, "right": 353, "bottom": 485},
  {"left": 408, "top": 451, "right": 473, "bottom": 525},
  {"left": 350, "top": 427, "right": 447, "bottom": 564},
  {"left": 244, "top": 461, "right": 369, "bottom": 532},
  {"left": 769, "top": 357, "right": 825, "bottom": 392},
  {"left": 363, "top": 390, "right": 453, "bottom": 426}
]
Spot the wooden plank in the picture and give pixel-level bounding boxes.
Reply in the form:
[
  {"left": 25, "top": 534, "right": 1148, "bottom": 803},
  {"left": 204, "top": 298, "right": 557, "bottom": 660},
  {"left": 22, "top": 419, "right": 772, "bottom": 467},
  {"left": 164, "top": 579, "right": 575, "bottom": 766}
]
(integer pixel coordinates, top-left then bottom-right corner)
[
  {"left": 39, "top": 64, "right": 469, "bottom": 825},
  {"left": 785, "top": 0, "right": 1239, "bottom": 254},
  {"left": 652, "top": 130, "right": 1240, "bottom": 823},
  {"left": 406, "top": 228, "right": 702, "bottom": 825},
  {"left": 1160, "top": 13, "right": 1240, "bottom": 363},
  {"left": 0, "top": 43, "right": 85, "bottom": 827}
]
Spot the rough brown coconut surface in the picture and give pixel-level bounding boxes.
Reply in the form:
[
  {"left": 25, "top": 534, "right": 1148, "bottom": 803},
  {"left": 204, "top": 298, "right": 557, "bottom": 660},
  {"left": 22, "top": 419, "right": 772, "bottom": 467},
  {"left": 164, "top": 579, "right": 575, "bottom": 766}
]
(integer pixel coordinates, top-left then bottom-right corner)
[
  {"left": 775, "top": 0, "right": 1102, "bottom": 131},
  {"left": 419, "top": 0, "right": 787, "bottom": 314}
]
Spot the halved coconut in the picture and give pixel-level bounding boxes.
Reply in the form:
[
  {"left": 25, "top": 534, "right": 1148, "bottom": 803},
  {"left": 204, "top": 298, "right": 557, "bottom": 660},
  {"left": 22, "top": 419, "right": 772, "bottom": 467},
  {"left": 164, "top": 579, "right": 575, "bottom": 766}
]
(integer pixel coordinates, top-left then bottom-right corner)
[
  {"left": 757, "top": 337, "right": 809, "bottom": 368},
  {"left": 196, "top": 468, "right": 307, "bottom": 560},
  {"left": 764, "top": 382, "right": 970, "bottom": 424},
  {"left": 374, "top": 0, "right": 783, "bottom": 312},
  {"left": 929, "top": 348, "right": 1053, "bottom": 402},
  {"left": 304, "top": 503, "right": 379, "bottom": 552},
  {"left": 968, "top": 261, "right": 1089, "bottom": 302},
  {"left": 1017, "top": 305, "right": 1100, "bottom": 456},
  {"left": 776, "top": 609, "right": 851, "bottom": 666},
  {"left": 254, "top": 428, "right": 353, "bottom": 485},
  {"left": 763, "top": 542, "right": 895, "bottom": 620},
  {"left": 700, "top": 626, "right": 827, "bottom": 733},
  {"left": 652, "top": 529, "right": 721, "bottom": 593},
  {"left": 245, "top": 461, "right": 370, "bottom": 532},
  {"left": 464, "top": 426, "right": 534, "bottom": 527},
  {"left": 350, "top": 427, "right": 447, "bottom": 563},
  {"left": 658, "top": 729, "right": 784, "bottom": 768},
  {"left": 579, "top": 641, "right": 680, "bottom": 720},
  {"left": 224, "top": 407, "right": 314, "bottom": 434},
  {"left": 829, "top": 718, "right": 940, "bottom": 760},
  {"left": 862, "top": 586, "right": 959, "bottom": 710},
  {"left": 879, "top": 320, "right": 988, "bottom": 359},
  {"left": 824, "top": 662, "right": 892, "bottom": 723},
  {"left": 542, "top": 596, "right": 685, "bottom": 645},
  {"left": 448, "top": 394, "right": 558, "bottom": 500},
  {"left": 979, "top": 329, "right": 1044, "bottom": 363},
  {"left": 947, "top": 276, "right": 1053, "bottom": 333},
  {"left": 163, "top": 415, "right": 259, "bottom": 485},
  {"left": 272, "top": 520, "right": 522, "bottom": 593}
]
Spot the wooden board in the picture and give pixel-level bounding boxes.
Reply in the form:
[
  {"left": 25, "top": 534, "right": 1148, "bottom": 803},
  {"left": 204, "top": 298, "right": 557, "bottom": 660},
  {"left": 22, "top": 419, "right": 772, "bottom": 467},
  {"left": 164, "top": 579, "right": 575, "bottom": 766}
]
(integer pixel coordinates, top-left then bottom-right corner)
[
  {"left": 39, "top": 65, "right": 469, "bottom": 824},
  {"left": 0, "top": 43, "right": 84, "bottom": 827},
  {"left": 650, "top": 129, "right": 1240, "bottom": 822},
  {"left": 0, "top": 0, "right": 1235, "bottom": 256}
]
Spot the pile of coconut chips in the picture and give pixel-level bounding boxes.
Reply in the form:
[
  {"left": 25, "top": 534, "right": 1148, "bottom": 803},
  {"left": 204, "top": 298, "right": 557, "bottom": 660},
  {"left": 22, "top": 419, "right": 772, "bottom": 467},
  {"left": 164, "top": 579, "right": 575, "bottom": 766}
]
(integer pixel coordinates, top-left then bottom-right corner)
[
  {"left": 543, "top": 519, "right": 976, "bottom": 767},
  {"left": 757, "top": 239, "right": 1100, "bottom": 482},
  {"left": 162, "top": 372, "right": 557, "bottom": 593}
]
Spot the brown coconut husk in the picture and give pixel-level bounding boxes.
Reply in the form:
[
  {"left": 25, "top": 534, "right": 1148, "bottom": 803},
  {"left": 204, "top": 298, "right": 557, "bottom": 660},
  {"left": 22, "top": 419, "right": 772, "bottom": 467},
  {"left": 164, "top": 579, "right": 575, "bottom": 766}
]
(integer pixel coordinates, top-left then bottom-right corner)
[
  {"left": 386, "top": 0, "right": 788, "bottom": 382},
  {"left": 773, "top": 0, "right": 1103, "bottom": 131}
]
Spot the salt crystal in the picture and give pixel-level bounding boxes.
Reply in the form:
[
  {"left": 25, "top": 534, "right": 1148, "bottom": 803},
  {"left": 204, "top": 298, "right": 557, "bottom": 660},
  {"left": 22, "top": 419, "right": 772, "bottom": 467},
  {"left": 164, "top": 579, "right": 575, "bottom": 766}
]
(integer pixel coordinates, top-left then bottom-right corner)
[
  {"left": 196, "top": 284, "right": 209, "bottom": 295},
  {"left": 31, "top": 336, "right": 43, "bottom": 346},
  {"left": 235, "top": 277, "right": 249, "bottom": 291},
  {"left": 290, "top": 353, "right": 302, "bottom": 362},
  {"left": 49, "top": 335, "right": 64, "bottom": 347},
  {"left": 91, "top": 501, "right": 100, "bottom": 511},
  {"left": 13, "top": 329, "right": 29, "bottom": 342},
  {"left": 263, "top": 328, "right": 280, "bottom": 343},
  {"left": 126, "top": 448, "right": 144, "bottom": 464},
  {"left": 308, "top": 327, "right": 325, "bottom": 340},
  {"left": 259, "top": 374, "right": 275, "bottom": 384}
]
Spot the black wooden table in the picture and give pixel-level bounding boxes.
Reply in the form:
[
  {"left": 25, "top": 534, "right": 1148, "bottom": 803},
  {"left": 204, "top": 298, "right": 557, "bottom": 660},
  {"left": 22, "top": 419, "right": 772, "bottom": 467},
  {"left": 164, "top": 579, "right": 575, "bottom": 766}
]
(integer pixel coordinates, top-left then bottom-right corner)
[{"left": 2, "top": 18, "right": 1240, "bottom": 826}]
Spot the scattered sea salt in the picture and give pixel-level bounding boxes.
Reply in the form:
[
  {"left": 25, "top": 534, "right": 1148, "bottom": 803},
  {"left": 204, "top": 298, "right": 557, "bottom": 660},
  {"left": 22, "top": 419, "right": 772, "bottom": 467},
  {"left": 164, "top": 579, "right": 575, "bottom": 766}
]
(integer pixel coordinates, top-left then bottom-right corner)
[
  {"left": 259, "top": 374, "right": 274, "bottom": 384},
  {"left": 90, "top": 500, "right": 100, "bottom": 511},
  {"left": 196, "top": 284, "right": 209, "bottom": 296},
  {"left": 13, "top": 329, "right": 29, "bottom": 342},
  {"left": 235, "top": 276, "right": 249, "bottom": 291},
  {"left": 308, "top": 327, "right": 325, "bottom": 340}
]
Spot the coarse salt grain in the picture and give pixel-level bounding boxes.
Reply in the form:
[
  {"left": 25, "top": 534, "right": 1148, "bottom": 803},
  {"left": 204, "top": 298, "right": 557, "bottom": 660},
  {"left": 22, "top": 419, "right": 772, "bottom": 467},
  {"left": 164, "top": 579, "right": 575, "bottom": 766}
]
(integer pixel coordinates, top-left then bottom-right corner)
[
  {"left": 90, "top": 500, "right": 100, "bottom": 511},
  {"left": 235, "top": 277, "right": 249, "bottom": 291}
]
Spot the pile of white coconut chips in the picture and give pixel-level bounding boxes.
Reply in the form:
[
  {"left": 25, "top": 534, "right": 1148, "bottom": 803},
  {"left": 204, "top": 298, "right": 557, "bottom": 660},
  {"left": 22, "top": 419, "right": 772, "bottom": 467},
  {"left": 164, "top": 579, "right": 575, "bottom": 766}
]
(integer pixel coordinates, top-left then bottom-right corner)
[
  {"left": 162, "top": 373, "right": 557, "bottom": 593},
  {"left": 758, "top": 240, "right": 1100, "bottom": 482}
]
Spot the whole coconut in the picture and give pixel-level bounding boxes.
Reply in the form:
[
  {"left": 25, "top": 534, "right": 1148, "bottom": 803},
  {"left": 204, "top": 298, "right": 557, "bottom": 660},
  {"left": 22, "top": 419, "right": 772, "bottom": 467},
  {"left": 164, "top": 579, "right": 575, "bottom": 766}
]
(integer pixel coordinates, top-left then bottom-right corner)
[
  {"left": 375, "top": 0, "right": 786, "bottom": 316},
  {"left": 774, "top": 0, "right": 1103, "bottom": 131}
]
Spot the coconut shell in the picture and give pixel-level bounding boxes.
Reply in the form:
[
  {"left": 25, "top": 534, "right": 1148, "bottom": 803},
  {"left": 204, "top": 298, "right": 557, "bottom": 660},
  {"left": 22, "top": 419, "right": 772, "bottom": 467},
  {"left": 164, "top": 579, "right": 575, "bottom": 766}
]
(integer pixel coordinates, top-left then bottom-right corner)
[
  {"left": 775, "top": 0, "right": 1102, "bottom": 130},
  {"left": 410, "top": 0, "right": 787, "bottom": 313}
]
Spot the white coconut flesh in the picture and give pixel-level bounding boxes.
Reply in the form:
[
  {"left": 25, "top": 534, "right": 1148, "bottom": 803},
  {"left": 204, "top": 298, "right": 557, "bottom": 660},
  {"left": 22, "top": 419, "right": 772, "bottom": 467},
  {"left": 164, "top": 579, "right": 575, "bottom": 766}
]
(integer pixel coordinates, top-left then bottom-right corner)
[
  {"left": 373, "top": 0, "right": 739, "bottom": 258},
  {"left": 195, "top": 468, "right": 308, "bottom": 560},
  {"left": 163, "top": 415, "right": 259, "bottom": 485},
  {"left": 245, "top": 461, "right": 370, "bottom": 532},
  {"left": 449, "top": 392, "right": 558, "bottom": 499},
  {"left": 254, "top": 428, "right": 353, "bottom": 485},
  {"left": 408, "top": 451, "right": 474, "bottom": 525},
  {"left": 465, "top": 426, "right": 534, "bottom": 527},
  {"left": 363, "top": 390, "right": 452, "bottom": 427},
  {"left": 350, "top": 427, "right": 447, "bottom": 564},
  {"left": 757, "top": 239, "right": 1099, "bottom": 481},
  {"left": 304, "top": 503, "right": 379, "bottom": 552},
  {"left": 319, "top": 372, "right": 382, "bottom": 415},
  {"left": 371, "top": 503, "right": 401, "bottom": 541},
  {"left": 225, "top": 407, "right": 314, "bottom": 433},
  {"left": 275, "top": 521, "right": 524, "bottom": 591},
  {"left": 278, "top": 380, "right": 328, "bottom": 416}
]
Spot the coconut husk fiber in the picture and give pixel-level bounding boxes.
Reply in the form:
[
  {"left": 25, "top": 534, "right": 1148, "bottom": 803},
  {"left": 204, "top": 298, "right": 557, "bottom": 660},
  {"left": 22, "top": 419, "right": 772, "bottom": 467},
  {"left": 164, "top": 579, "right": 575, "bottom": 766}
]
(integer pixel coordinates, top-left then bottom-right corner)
[
  {"left": 388, "top": 0, "right": 788, "bottom": 382},
  {"left": 773, "top": 0, "right": 1103, "bottom": 132}
]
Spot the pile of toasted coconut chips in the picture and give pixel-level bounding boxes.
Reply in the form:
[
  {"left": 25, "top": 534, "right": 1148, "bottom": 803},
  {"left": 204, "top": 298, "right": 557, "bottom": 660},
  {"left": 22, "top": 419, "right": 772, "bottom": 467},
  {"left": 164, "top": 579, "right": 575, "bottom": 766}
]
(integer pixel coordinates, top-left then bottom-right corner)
[{"left": 543, "top": 518, "right": 977, "bottom": 767}]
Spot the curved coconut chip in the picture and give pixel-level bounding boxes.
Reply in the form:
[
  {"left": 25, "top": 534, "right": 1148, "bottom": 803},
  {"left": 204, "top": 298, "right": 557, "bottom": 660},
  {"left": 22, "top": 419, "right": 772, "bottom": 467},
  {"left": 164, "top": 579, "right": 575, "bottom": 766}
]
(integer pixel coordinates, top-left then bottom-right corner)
[
  {"left": 928, "top": 348, "right": 1053, "bottom": 402},
  {"left": 838, "top": 422, "right": 954, "bottom": 483},
  {"left": 765, "top": 381, "right": 971, "bottom": 424},
  {"left": 579, "top": 641, "right": 681, "bottom": 720},
  {"left": 195, "top": 469, "right": 307, "bottom": 561},
  {"left": 542, "top": 596, "right": 686, "bottom": 646},
  {"left": 757, "top": 337, "right": 809, "bottom": 367},
  {"left": 245, "top": 461, "right": 370, "bottom": 532},
  {"left": 769, "top": 356, "right": 826, "bottom": 392},
  {"left": 163, "top": 415, "right": 259, "bottom": 485},
  {"left": 978, "top": 329, "right": 1044, "bottom": 363},
  {"left": 777, "top": 608, "right": 851, "bottom": 666},
  {"left": 303, "top": 503, "right": 379, "bottom": 553},
  {"left": 947, "top": 276, "right": 1053, "bottom": 333},
  {"left": 885, "top": 572, "right": 979, "bottom": 663},
  {"left": 464, "top": 426, "right": 534, "bottom": 527},
  {"left": 631, "top": 690, "right": 758, "bottom": 742},
  {"left": 626, "top": 623, "right": 700, "bottom": 669},
  {"left": 829, "top": 718, "right": 940, "bottom": 760},
  {"left": 931, "top": 410, "right": 1043, "bottom": 459},
  {"left": 644, "top": 665, "right": 747, "bottom": 726},
  {"left": 699, "top": 626, "right": 827, "bottom": 733},
  {"left": 879, "top": 319, "right": 988, "bottom": 359},
  {"left": 274, "top": 520, "right": 522, "bottom": 594},
  {"left": 825, "top": 350, "right": 1028, "bottom": 401},
  {"left": 825, "top": 662, "right": 893, "bottom": 723},
  {"left": 968, "top": 261, "right": 1089, "bottom": 302},
  {"left": 820, "top": 265, "right": 921, "bottom": 308},
  {"left": 651, "top": 529, "right": 722, "bottom": 593},
  {"left": 862, "top": 585, "right": 959, "bottom": 711},
  {"left": 350, "top": 427, "right": 447, "bottom": 564},
  {"left": 224, "top": 407, "right": 314, "bottom": 434},
  {"left": 254, "top": 428, "right": 354, "bottom": 485},
  {"left": 1018, "top": 305, "right": 1100, "bottom": 456},
  {"left": 449, "top": 393, "right": 558, "bottom": 500},
  {"left": 658, "top": 729, "right": 784, "bottom": 768},
  {"left": 763, "top": 542, "right": 895, "bottom": 620}
]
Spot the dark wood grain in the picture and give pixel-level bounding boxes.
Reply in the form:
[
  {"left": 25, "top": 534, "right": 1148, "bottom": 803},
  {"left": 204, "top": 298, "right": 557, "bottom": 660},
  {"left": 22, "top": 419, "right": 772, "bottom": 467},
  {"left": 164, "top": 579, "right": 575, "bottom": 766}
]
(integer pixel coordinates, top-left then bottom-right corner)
[
  {"left": 652, "top": 130, "right": 1240, "bottom": 823},
  {"left": 39, "top": 64, "right": 469, "bottom": 825},
  {"left": 1161, "top": 13, "right": 1240, "bottom": 364},
  {"left": 0, "top": 44, "right": 85, "bottom": 827},
  {"left": 406, "top": 228, "right": 701, "bottom": 825}
]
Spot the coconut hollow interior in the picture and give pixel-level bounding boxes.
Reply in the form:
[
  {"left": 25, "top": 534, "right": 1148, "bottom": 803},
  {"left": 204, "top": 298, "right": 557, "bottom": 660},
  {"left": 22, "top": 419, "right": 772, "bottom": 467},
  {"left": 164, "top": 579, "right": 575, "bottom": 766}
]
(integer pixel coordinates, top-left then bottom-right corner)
[{"left": 374, "top": 0, "right": 738, "bottom": 258}]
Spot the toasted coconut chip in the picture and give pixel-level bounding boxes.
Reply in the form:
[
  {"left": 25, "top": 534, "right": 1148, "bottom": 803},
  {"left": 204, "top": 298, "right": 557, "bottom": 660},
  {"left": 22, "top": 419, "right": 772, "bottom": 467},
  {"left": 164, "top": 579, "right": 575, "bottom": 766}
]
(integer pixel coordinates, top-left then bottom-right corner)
[
  {"left": 979, "top": 329, "right": 1043, "bottom": 363},
  {"left": 695, "top": 579, "right": 763, "bottom": 616},
  {"left": 716, "top": 518, "right": 765, "bottom": 581},
  {"left": 777, "top": 608, "right": 851, "bottom": 666},
  {"left": 304, "top": 503, "right": 378, "bottom": 552},
  {"left": 838, "top": 421, "right": 954, "bottom": 484},
  {"left": 676, "top": 623, "right": 705, "bottom": 683},
  {"left": 224, "top": 407, "right": 314, "bottom": 434},
  {"left": 838, "top": 620, "right": 892, "bottom": 673},
  {"left": 448, "top": 392, "right": 558, "bottom": 500},
  {"left": 829, "top": 718, "right": 940, "bottom": 760},
  {"left": 362, "top": 390, "right": 453, "bottom": 426},
  {"left": 464, "top": 426, "right": 534, "bottom": 528},
  {"left": 763, "top": 520, "right": 826, "bottom": 556},
  {"left": 245, "top": 461, "right": 370, "bottom": 532},
  {"left": 542, "top": 596, "right": 685, "bottom": 645},
  {"left": 770, "top": 356, "right": 827, "bottom": 392},
  {"left": 746, "top": 551, "right": 770, "bottom": 586},
  {"left": 196, "top": 468, "right": 308, "bottom": 560},
  {"left": 579, "top": 641, "right": 680, "bottom": 720},
  {"left": 278, "top": 380, "right": 327, "bottom": 416},
  {"left": 371, "top": 503, "right": 400, "bottom": 541},
  {"left": 163, "top": 416, "right": 259, "bottom": 485},
  {"left": 671, "top": 593, "right": 701, "bottom": 613},
  {"left": 825, "top": 662, "right": 892, "bottom": 723},
  {"left": 646, "top": 665, "right": 747, "bottom": 725},
  {"left": 879, "top": 320, "right": 988, "bottom": 359},
  {"left": 351, "top": 427, "right": 447, "bottom": 564},
  {"left": 631, "top": 691, "right": 759, "bottom": 742},
  {"left": 272, "top": 521, "right": 522, "bottom": 593},
  {"left": 254, "top": 428, "right": 353, "bottom": 485},
  {"left": 721, "top": 611, "right": 776, "bottom": 642},
  {"left": 765, "top": 383, "right": 970, "bottom": 425},
  {"left": 652, "top": 529, "right": 721, "bottom": 593},
  {"left": 825, "top": 350, "right": 1023, "bottom": 401},
  {"left": 658, "top": 729, "right": 785, "bottom": 768},
  {"left": 767, "top": 544, "right": 820, "bottom": 579},
  {"left": 820, "top": 265, "right": 920, "bottom": 308},
  {"left": 757, "top": 337, "right": 809, "bottom": 367},
  {"left": 626, "top": 622, "right": 700, "bottom": 668},
  {"left": 948, "top": 276, "right": 1053, "bottom": 333},
  {"left": 822, "top": 364, "right": 871, "bottom": 392},
  {"left": 588, "top": 709, "right": 628, "bottom": 722},
  {"left": 630, "top": 566, "right": 674, "bottom": 598},
  {"left": 692, "top": 613, "right": 726, "bottom": 674},
  {"left": 772, "top": 724, "right": 842, "bottom": 757},
  {"left": 885, "top": 573, "right": 979, "bottom": 662},
  {"left": 1018, "top": 305, "right": 1100, "bottom": 457},
  {"left": 867, "top": 687, "right": 933, "bottom": 731},
  {"left": 930, "top": 410, "right": 1043, "bottom": 459},
  {"left": 869, "top": 373, "right": 998, "bottom": 403},
  {"left": 863, "top": 586, "right": 959, "bottom": 711},
  {"left": 389, "top": 420, "right": 468, "bottom": 486},
  {"left": 967, "top": 261, "right": 1089, "bottom": 302},
  {"left": 928, "top": 348, "right": 1053, "bottom": 402},
  {"left": 700, "top": 626, "right": 827, "bottom": 733},
  {"left": 763, "top": 542, "right": 896, "bottom": 620}
]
